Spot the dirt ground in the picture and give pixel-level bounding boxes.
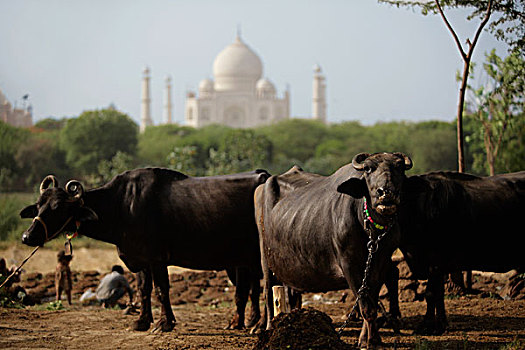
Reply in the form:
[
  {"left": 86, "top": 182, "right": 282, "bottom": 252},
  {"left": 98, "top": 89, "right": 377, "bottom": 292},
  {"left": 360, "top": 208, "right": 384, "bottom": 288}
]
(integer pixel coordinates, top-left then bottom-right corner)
[{"left": 1, "top": 247, "right": 524, "bottom": 349}]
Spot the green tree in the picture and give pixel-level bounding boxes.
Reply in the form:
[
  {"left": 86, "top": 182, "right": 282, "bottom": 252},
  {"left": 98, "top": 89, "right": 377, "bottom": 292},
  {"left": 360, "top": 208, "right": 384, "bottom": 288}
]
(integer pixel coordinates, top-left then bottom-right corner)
[
  {"left": 466, "top": 49, "right": 524, "bottom": 175},
  {"left": 0, "top": 121, "right": 30, "bottom": 191},
  {"left": 138, "top": 124, "right": 196, "bottom": 166},
  {"left": 59, "top": 109, "right": 138, "bottom": 174},
  {"left": 408, "top": 121, "right": 457, "bottom": 173},
  {"left": 257, "top": 119, "right": 327, "bottom": 169},
  {"left": 14, "top": 138, "right": 68, "bottom": 188},
  {"left": 167, "top": 146, "right": 199, "bottom": 175},
  {"left": 35, "top": 117, "right": 67, "bottom": 131},
  {"left": 206, "top": 129, "right": 272, "bottom": 175},
  {"left": 379, "top": 0, "right": 505, "bottom": 173},
  {"left": 94, "top": 151, "right": 135, "bottom": 186}
]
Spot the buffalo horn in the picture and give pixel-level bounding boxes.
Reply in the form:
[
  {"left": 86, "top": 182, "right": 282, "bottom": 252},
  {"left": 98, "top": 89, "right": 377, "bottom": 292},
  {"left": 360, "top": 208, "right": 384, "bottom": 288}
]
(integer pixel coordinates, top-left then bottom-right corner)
[
  {"left": 352, "top": 153, "right": 371, "bottom": 170},
  {"left": 394, "top": 152, "right": 413, "bottom": 170},
  {"left": 65, "top": 180, "right": 84, "bottom": 200},
  {"left": 40, "top": 175, "right": 59, "bottom": 194}
]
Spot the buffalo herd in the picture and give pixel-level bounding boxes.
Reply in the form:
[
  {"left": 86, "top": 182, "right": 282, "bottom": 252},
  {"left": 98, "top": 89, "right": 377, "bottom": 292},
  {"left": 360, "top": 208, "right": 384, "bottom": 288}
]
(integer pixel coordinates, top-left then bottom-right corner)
[{"left": 19, "top": 152, "right": 525, "bottom": 349}]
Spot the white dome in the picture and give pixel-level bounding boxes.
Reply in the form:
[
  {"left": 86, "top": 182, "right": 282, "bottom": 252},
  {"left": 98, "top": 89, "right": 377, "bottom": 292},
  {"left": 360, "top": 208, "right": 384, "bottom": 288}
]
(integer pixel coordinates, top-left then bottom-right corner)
[
  {"left": 199, "top": 78, "right": 214, "bottom": 92},
  {"left": 256, "top": 78, "right": 276, "bottom": 99},
  {"left": 256, "top": 78, "right": 276, "bottom": 92},
  {"left": 212, "top": 36, "right": 263, "bottom": 91}
]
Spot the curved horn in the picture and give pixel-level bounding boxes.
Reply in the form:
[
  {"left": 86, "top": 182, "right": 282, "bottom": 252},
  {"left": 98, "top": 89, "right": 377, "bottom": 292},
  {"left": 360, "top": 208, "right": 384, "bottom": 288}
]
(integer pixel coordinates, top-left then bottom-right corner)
[
  {"left": 352, "top": 153, "right": 371, "bottom": 170},
  {"left": 65, "top": 180, "right": 84, "bottom": 200},
  {"left": 394, "top": 152, "right": 413, "bottom": 170},
  {"left": 40, "top": 175, "right": 59, "bottom": 194}
]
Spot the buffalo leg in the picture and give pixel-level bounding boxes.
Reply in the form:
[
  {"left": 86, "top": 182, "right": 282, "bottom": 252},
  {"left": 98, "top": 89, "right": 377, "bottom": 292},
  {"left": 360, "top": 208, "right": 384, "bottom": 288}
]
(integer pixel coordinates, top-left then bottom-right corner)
[
  {"left": 152, "top": 264, "right": 176, "bottom": 332},
  {"left": 385, "top": 263, "right": 400, "bottom": 319},
  {"left": 252, "top": 248, "right": 276, "bottom": 333},
  {"left": 245, "top": 270, "right": 261, "bottom": 328},
  {"left": 225, "top": 267, "right": 250, "bottom": 329},
  {"left": 375, "top": 262, "right": 402, "bottom": 334},
  {"left": 133, "top": 269, "right": 153, "bottom": 331},
  {"left": 418, "top": 268, "right": 447, "bottom": 335},
  {"left": 341, "top": 260, "right": 381, "bottom": 348}
]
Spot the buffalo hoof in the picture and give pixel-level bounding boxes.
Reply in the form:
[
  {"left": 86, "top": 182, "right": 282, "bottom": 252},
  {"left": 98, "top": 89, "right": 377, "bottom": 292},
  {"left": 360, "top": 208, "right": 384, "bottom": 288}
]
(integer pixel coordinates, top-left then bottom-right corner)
[
  {"left": 225, "top": 314, "right": 244, "bottom": 330},
  {"left": 250, "top": 318, "right": 268, "bottom": 335},
  {"left": 358, "top": 338, "right": 382, "bottom": 350},
  {"left": 375, "top": 314, "right": 402, "bottom": 334},
  {"left": 132, "top": 318, "right": 152, "bottom": 331},
  {"left": 245, "top": 312, "right": 261, "bottom": 329},
  {"left": 154, "top": 319, "right": 176, "bottom": 332}
]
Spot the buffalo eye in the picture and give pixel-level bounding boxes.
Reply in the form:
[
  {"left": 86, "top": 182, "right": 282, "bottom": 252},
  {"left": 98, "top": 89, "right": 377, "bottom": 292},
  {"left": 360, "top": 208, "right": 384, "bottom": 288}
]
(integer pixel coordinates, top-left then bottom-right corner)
[{"left": 364, "top": 165, "right": 373, "bottom": 174}]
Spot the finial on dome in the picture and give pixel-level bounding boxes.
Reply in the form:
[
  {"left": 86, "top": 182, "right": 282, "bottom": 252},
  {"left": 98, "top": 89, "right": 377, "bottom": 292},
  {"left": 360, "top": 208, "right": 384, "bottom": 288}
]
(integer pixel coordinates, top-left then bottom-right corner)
[{"left": 236, "top": 24, "right": 242, "bottom": 42}]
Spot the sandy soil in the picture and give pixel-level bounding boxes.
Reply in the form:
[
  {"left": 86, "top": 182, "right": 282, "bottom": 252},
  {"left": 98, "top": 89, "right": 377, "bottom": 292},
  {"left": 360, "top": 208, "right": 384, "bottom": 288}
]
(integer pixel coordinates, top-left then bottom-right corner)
[
  {"left": 1, "top": 297, "right": 523, "bottom": 349},
  {"left": 1, "top": 247, "right": 524, "bottom": 349}
]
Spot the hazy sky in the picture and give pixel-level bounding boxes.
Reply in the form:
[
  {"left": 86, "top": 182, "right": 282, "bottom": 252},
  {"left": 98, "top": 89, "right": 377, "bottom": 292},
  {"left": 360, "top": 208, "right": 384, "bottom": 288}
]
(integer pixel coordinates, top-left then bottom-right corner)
[{"left": 0, "top": 0, "right": 509, "bottom": 126}]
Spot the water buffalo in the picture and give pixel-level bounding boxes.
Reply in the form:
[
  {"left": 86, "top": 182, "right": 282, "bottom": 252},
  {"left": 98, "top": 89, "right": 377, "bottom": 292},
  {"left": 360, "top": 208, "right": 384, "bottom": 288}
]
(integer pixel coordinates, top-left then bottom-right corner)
[
  {"left": 20, "top": 168, "right": 270, "bottom": 331},
  {"left": 398, "top": 170, "right": 525, "bottom": 334},
  {"left": 254, "top": 152, "right": 413, "bottom": 348}
]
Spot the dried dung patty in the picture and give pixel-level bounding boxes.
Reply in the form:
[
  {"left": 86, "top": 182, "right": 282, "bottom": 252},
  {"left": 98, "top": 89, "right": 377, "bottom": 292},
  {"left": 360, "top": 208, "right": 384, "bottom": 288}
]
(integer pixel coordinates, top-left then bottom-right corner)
[{"left": 253, "top": 308, "right": 350, "bottom": 350}]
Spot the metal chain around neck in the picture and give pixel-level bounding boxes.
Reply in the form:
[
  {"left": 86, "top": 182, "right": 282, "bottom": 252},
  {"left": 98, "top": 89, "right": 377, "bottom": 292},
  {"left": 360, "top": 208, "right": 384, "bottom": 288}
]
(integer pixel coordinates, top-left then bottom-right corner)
[{"left": 337, "top": 200, "right": 393, "bottom": 335}]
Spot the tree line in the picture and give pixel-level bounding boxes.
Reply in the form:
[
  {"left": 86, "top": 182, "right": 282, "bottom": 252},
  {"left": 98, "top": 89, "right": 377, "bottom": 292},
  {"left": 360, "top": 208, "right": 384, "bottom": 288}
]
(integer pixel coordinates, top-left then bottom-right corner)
[{"left": 1, "top": 110, "right": 522, "bottom": 193}]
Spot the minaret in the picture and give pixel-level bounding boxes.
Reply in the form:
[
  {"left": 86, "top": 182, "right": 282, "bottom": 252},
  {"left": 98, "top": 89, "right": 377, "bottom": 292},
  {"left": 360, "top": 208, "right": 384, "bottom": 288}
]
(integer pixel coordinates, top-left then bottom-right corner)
[
  {"left": 163, "top": 75, "right": 173, "bottom": 124},
  {"left": 312, "top": 64, "right": 327, "bottom": 123},
  {"left": 140, "top": 66, "right": 153, "bottom": 132},
  {"left": 284, "top": 83, "right": 291, "bottom": 118}
]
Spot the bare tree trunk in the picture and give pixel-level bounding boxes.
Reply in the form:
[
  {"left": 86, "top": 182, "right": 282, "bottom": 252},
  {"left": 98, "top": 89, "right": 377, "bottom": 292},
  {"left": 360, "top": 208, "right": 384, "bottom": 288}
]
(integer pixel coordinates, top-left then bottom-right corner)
[
  {"left": 435, "top": 0, "right": 493, "bottom": 173},
  {"left": 456, "top": 59, "right": 470, "bottom": 172}
]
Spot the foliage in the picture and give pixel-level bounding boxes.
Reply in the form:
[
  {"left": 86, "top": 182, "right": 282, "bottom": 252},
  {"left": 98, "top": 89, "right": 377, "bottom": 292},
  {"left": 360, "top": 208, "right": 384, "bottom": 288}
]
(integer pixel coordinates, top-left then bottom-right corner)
[
  {"left": 378, "top": 0, "right": 524, "bottom": 54},
  {"left": 257, "top": 119, "right": 328, "bottom": 164},
  {"left": 0, "top": 121, "right": 30, "bottom": 190},
  {"left": 137, "top": 124, "right": 197, "bottom": 167},
  {"left": 14, "top": 138, "right": 68, "bottom": 188},
  {"left": 500, "top": 337, "right": 523, "bottom": 350},
  {"left": 0, "top": 284, "right": 25, "bottom": 309},
  {"left": 206, "top": 129, "right": 272, "bottom": 175},
  {"left": 34, "top": 117, "right": 67, "bottom": 131},
  {"left": 0, "top": 193, "right": 35, "bottom": 241},
  {"left": 408, "top": 121, "right": 457, "bottom": 173},
  {"left": 46, "top": 300, "right": 64, "bottom": 311},
  {"left": 2, "top": 113, "right": 520, "bottom": 191},
  {"left": 59, "top": 109, "right": 138, "bottom": 174},
  {"left": 167, "top": 146, "right": 199, "bottom": 175},
  {"left": 93, "top": 151, "right": 136, "bottom": 186},
  {"left": 465, "top": 49, "right": 524, "bottom": 175}
]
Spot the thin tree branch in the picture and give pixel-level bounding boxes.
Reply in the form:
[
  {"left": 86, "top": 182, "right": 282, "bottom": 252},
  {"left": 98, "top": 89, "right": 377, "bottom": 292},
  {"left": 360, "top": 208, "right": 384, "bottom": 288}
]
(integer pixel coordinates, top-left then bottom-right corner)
[
  {"left": 466, "top": 0, "right": 493, "bottom": 59},
  {"left": 435, "top": 0, "right": 467, "bottom": 61}
]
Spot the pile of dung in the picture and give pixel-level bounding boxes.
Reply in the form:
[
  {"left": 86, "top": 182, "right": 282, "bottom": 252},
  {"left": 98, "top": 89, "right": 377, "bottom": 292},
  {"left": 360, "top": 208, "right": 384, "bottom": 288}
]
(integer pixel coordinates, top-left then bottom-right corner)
[{"left": 253, "top": 308, "right": 350, "bottom": 350}]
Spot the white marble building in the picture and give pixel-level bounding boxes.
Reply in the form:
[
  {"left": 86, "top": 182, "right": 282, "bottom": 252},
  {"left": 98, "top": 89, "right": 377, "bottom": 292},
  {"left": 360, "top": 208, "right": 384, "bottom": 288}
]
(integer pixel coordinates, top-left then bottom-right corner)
[
  {"left": 0, "top": 89, "right": 32, "bottom": 128},
  {"left": 139, "top": 34, "right": 327, "bottom": 131},
  {"left": 184, "top": 35, "right": 290, "bottom": 128}
]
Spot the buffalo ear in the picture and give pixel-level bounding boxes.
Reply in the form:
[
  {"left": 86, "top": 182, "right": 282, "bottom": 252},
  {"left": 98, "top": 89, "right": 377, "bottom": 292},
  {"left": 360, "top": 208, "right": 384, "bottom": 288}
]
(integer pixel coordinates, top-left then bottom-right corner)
[
  {"left": 337, "top": 178, "right": 367, "bottom": 198},
  {"left": 74, "top": 206, "right": 98, "bottom": 222},
  {"left": 20, "top": 204, "right": 38, "bottom": 219}
]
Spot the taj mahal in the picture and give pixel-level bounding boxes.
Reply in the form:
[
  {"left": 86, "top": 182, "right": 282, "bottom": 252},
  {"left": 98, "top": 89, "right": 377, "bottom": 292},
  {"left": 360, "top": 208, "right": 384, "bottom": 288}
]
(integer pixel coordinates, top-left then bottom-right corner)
[{"left": 140, "top": 34, "right": 327, "bottom": 132}]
